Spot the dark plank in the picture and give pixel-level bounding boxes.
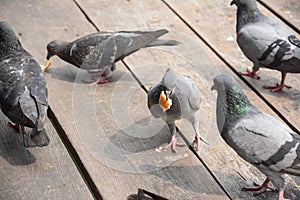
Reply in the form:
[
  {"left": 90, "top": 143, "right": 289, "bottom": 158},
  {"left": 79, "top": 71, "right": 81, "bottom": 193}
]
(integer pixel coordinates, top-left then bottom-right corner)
[
  {"left": 0, "top": 115, "right": 93, "bottom": 200},
  {"left": 77, "top": 0, "right": 300, "bottom": 199},
  {"left": 0, "top": 1, "right": 94, "bottom": 199}
]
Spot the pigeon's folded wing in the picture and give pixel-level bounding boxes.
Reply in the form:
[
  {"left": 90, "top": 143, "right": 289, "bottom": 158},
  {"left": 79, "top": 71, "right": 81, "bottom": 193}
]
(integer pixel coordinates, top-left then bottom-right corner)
[
  {"left": 80, "top": 35, "right": 117, "bottom": 71},
  {"left": 230, "top": 112, "right": 298, "bottom": 171},
  {"left": 237, "top": 22, "right": 295, "bottom": 66}
]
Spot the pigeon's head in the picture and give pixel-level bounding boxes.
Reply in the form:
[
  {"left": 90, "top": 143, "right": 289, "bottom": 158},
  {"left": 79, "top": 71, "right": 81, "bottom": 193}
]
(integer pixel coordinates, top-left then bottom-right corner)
[
  {"left": 230, "top": 0, "right": 257, "bottom": 8},
  {"left": 46, "top": 40, "right": 64, "bottom": 60},
  {"left": 159, "top": 68, "right": 178, "bottom": 111},
  {"left": 211, "top": 74, "right": 239, "bottom": 92},
  {"left": 0, "top": 21, "right": 22, "bottom": 53},
  {"left": 43, "top": 40, "right": 67, "bottom": 71}
]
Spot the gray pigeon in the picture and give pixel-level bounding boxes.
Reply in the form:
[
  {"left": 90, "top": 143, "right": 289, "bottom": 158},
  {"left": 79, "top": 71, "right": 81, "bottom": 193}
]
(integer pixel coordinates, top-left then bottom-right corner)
[
  {"left": 44, "top": 29, "right": 179, "bottom": 84},
  {"left": 212, "top": 74, "right": 300, "bottom": 200},
  {"left": 231, "top": 0, "right": 300, "bottom": 92},
  {"left": 0, "top": 21, "right": 49, "bottom": 147},
  {"left": 148, "top": 68, "right": 205, "bottom": 153}
]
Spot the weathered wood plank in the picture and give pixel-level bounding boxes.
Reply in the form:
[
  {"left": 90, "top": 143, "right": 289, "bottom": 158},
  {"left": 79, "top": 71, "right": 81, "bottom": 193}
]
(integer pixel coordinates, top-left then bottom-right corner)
[
  {"left": 0, "top": 116, "right": 93, "bottom": 200},
  {"left": 260, "top": 0, "right": 300, "bottom": 32},
  {"left": 0, "top": 1, "right": 94, "bottom": 200},
  {"left": 77, "top": 0, "right": 300, "bottom": 199}
]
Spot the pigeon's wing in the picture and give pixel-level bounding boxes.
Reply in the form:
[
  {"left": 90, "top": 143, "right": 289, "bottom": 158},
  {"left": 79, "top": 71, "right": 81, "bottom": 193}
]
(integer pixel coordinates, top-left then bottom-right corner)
[
  {"left": 113, "top": 29, "right": 168, "bottom": 61},
  {"left": 229, "top": 112, "right": 299, "bottom": 172},
  {"left": 69, "top": 32, "right": 113, "bottom": 68},
  {"left": 237, "top": 19, "right": 295, "bottom": 66},
  {"left": 0, "top": 55, "right": 24, "bottom": 111},
  {"left": 184, "top": 76, "right": 200, "bottom": 110},
  {"left": 0, "top": 52, "right": 47, "bottom": 128},
  {"left": 80, "top": 35, "right": 117, "bottom": 71},
  {"left": 23, "top": 54, "right": 48, "bottom": 130}
]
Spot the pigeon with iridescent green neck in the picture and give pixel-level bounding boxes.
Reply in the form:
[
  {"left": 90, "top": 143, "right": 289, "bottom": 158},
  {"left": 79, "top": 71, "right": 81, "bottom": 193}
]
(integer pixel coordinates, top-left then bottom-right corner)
[
  {"left": 148, "top": 68, "right": 206, "bottom": 153},
  {"left": 231, "top": 0, "right": 300, "bottom": 92},
  {"left": 212, "top": 74, "right": 300, "bottom": 200}
]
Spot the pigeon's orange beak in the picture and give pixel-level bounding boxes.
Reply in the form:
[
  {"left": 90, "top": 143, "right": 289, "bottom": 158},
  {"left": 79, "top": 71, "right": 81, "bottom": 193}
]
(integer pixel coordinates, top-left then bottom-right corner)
[
  {"left": 159, "top": 91, "right": 172, "bottom": 111},
  {"left": 42, "top": 60, "right": 52, "bottom": 72}
]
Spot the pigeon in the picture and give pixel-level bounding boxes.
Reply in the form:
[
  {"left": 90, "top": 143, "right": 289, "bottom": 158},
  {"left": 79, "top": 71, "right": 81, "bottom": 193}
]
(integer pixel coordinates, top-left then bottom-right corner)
[
  {"left": 231, "top": 0, "right": 300, "bottom": 92},
  {"left": 44, "top": 29, "right": 179, "bottom": 84},
  {"left": 148, "top": 68, "right": 205, "bottom": 153},
  {"left": 0, "top": 21, "right": 49, "bottom": 147},
  {"left": 211, "top": 74, "right": 300, "bottom": 200}
]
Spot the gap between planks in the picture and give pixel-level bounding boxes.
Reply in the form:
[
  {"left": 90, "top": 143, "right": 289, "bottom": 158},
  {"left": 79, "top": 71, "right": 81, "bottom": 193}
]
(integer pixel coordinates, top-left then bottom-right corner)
[
  {"left": 47, "top": 107, "right": 103, "bottom": 200},
  {"left": 161, "top": 0, "right": 300, "bottom": 135}
]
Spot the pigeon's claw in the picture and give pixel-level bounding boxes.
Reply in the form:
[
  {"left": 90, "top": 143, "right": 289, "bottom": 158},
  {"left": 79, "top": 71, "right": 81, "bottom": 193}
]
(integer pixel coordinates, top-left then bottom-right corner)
[
  {"left": 263, "top": 84, "right": 291, "bottom": 92},
  {"left": 41, "top": 60, "right": 52, "bottom": 72},
  {"left": 160, "top": 134, "right": 185, "bottom": 153},
  {"left": 193, "top": 133, "right": 208, "bottom": 151},
  {"left": 242, "top": 179, "right": 275, "bottom": 195},
  {"left": 239, "top": 68, "right": 260, "bottom": 79}
]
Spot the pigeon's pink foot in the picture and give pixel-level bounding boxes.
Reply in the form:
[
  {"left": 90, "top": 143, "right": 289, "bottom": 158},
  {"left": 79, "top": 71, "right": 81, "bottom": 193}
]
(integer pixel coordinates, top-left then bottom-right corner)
[
  {"left": 8, "top": 122, "right": 20, "bottom": 132},
  {"left": 242, "top": 179, "right": 275, "bottom": 196},
  {"left": 263, "top": 84, "right": 291, "bottom": 92},
  {"left": 86, "top": 77, "right": 109, "bottom": 85},
  {"left": 239, "top": 69, "right": 260, "bottom": 79},
  {"left": 161, "top": 134, "right": 185, "bottom": 153},
  {"left": 193, "top": 132, "right": 208, "bottom": 151},
  {"left": 278, "top": 189, "right": 289, "bottom": 200}
]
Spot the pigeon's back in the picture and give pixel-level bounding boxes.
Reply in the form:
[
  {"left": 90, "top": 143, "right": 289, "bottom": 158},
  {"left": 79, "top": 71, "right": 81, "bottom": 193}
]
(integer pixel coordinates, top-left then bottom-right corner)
[{"left": 0, "top": 22, "right": 48, "bottom": 131}]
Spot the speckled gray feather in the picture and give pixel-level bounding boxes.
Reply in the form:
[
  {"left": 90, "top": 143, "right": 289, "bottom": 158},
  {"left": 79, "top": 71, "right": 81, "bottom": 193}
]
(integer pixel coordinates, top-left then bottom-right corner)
[
  {"left": 0, "top": 21, "right": 49, "bottom": 147},
  {"left": 212, "top": 74, "right": 300, "bottom": 196}
]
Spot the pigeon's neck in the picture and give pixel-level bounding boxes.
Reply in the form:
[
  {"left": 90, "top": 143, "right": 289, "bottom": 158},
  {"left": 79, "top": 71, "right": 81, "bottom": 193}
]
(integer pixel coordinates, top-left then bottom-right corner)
[
  {"left": 236, "top": 6, "right": 261, "bottom": 31},
  {"left": 56, "top": 42, "right": 74, "bottom": 64},
  {"left": 216, "top": 88, "right": 252, "bottom": 125}
]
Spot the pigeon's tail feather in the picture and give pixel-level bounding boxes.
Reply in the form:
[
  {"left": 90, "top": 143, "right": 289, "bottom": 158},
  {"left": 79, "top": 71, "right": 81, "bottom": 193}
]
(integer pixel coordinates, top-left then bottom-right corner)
[
  {"left": 146, "top": 39, "right": 180, "bottom": 47},
  {"left": 36, "top": 103, "right": 47, "bottom": 132}
]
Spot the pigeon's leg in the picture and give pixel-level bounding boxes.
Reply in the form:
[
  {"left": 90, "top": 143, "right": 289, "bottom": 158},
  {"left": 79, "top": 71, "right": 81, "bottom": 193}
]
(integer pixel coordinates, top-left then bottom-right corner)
[
  {"left": 278, "top": 189, "right": 288, "bottom": 200},
  {"left": 263, "top": 72, "right": 291, "bottom": 92},
  {"left": 239, "top": 67, "right": 260, "bottom": 79},
  {"left": 161, "top": 125, "right": 185, "bottom": 153},
  {"left": 192, "top": 120, "right": 208, "bottom": 151},
  {"left": 242, "top": 178, "right": 276, "bottom": 195}
]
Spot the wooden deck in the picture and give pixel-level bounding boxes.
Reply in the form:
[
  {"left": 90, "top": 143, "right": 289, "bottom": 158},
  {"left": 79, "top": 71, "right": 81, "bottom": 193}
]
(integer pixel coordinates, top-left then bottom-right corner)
[{"left": 0, "top": 0, "right": 299, "bottom": 199}]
